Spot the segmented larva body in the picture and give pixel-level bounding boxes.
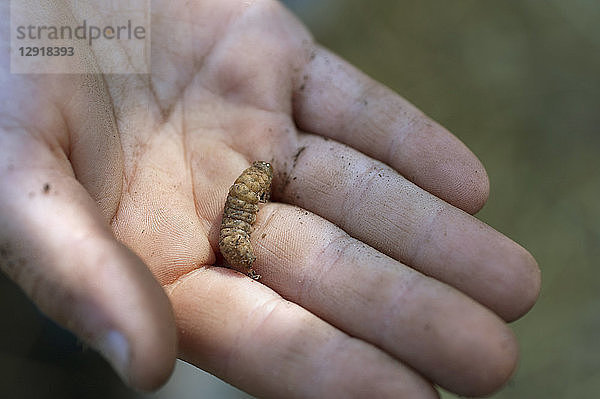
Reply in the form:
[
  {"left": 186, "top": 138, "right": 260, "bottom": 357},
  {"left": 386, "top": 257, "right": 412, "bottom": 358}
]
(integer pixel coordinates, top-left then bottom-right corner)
[{"left": 219, "top": 161, "right": 273, "bottom": 280}]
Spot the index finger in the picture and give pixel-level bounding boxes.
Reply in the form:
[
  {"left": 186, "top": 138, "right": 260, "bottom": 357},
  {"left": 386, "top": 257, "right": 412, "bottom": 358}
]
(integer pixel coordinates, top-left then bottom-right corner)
[{"left": 292, "top": 46, "right": 489, "bottom": 214}]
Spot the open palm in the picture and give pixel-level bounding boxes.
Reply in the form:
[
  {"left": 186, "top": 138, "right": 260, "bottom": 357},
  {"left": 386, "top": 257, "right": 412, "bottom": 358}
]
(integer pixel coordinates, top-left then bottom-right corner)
[{"left": 0, "top": 1, "right": 540, "bottom": 398}]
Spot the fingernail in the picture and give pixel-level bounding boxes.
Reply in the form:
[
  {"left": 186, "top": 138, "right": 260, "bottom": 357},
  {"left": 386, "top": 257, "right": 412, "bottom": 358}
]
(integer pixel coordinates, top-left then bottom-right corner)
[{"left": 94, "top": 330, "right": 131, "bottom": 383}]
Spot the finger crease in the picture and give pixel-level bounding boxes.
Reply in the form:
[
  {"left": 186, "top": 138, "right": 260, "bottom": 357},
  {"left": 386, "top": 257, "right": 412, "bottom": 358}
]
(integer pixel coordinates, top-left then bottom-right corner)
[
  {"left": 338, "top": 166, "right": 382, "bottom": 232},
  {"left": 298, "top": 233, "right": 351, "bottom": 304}
]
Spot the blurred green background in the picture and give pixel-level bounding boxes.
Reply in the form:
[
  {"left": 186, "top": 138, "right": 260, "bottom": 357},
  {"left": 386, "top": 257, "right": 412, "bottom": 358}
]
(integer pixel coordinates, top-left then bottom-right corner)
[
  {"left": 1, "top": 1, "right": 599, "bottom": 398},
  {"left": 292, "top": 0, "right": 600, "bottom": 397}
]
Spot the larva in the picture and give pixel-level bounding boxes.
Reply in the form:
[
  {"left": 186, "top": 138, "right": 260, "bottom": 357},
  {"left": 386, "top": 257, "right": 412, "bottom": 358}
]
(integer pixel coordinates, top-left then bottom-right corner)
[{"left": 219, "top": 161, "right": 273, "bottom": 280}]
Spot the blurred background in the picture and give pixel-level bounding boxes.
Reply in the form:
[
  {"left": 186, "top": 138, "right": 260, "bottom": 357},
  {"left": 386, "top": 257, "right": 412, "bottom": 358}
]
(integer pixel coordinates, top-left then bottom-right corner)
[{"left": 1, "top": 0, "right": 599, "bottom": 398}]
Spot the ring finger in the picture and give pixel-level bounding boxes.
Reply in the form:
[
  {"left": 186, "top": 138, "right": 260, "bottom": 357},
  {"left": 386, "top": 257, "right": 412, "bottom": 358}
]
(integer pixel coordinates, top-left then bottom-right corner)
[{"left": 251, "top": 202, "right": 517, "bottom": 397}]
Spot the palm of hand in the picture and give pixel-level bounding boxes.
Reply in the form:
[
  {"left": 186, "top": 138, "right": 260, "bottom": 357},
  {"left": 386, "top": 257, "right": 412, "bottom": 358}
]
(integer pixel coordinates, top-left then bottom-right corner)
[
  {"left": 0, "top": 1, "right": 540, "bottom": 398},
  {"left": 102, "top": 3, "right": 311, "bottom": 284}
]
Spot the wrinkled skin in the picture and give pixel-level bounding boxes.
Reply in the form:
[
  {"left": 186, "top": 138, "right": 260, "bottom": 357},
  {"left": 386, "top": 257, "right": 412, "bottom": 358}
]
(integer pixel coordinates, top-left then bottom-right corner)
[{"left": 0, "top": 1, "right": 540, "bottom": 398}]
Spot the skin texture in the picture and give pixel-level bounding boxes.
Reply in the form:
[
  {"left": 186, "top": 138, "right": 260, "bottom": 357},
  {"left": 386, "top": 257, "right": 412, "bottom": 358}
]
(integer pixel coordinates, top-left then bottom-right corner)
[{"left": 0, "top": 0, "right": 540, "bottom": 397}]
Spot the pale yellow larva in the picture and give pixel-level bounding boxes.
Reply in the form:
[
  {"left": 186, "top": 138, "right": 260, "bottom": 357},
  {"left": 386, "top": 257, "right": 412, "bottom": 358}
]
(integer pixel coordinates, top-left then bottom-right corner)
[{"left": 219, "top": 161, "right": 273, "bottom": 280}]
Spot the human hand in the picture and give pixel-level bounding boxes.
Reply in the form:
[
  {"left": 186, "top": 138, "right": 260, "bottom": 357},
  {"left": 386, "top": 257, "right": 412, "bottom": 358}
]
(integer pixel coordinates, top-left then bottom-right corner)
[{"left": 0, "top": 0, "right": 540, "bottom": 397}]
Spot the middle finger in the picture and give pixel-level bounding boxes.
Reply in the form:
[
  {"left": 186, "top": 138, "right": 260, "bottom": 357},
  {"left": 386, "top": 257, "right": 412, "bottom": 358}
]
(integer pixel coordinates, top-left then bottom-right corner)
[{"left": 274, "top": 133, "right": 540, "bottom": 321}]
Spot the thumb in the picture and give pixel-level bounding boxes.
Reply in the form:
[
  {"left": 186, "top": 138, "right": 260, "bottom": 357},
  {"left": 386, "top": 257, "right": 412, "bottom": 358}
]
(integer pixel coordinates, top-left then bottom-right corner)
[{"left": 0, "top": 164, "right": 177, "bottom": 390}]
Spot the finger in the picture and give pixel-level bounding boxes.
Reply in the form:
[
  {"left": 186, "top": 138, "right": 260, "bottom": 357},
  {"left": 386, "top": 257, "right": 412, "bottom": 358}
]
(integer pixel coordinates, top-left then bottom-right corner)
[
  {"left": 165, "top": 267, "right": 439, "bottom": 399},
  {"left": 275, "top": 134, "right": 540, "bottom": 322},
  {"left": 292, "top": 45, "right": 489, "bottom": 214},
  {"left": 0, "top": 139, "right": 177, "bottom": 391},
  {"left": 250, "top": 203, "right": 517, "bottom": 397}
]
